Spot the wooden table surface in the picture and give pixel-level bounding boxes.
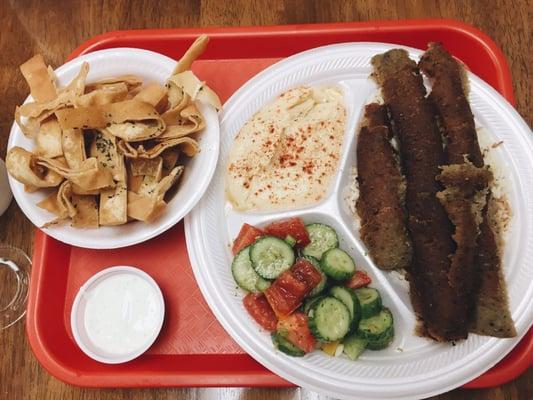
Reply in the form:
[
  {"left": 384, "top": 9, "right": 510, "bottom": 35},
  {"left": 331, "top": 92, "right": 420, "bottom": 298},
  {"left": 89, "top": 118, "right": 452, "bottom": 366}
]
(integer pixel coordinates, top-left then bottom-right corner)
[{"left": 0, "top": 1, "right": 531, "bottom": 399}]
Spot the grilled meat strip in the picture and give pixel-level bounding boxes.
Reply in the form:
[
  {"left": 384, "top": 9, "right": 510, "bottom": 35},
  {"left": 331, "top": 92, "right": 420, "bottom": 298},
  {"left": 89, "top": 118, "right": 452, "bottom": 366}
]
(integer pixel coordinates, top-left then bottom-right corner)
[
  {"left": 419, "top": 42, "right": 483, "bottom": 167},
  {"left": 420, "top": 42, "right": 516, "bottom": 337},
  {"left": 372, "top": 49, "right": 468, "bottom": 341},
  {"left": 436, "top": 164, "right": 491, "bottom": 299},
  {"left": 473, "top": 200, "right": 517, "bottom": 338},
  {"left": 363, "top": 103, "right": 393, "bottom": 137},
  {"left": 356, "top": 104, "right": 412, "bottom": 270}
]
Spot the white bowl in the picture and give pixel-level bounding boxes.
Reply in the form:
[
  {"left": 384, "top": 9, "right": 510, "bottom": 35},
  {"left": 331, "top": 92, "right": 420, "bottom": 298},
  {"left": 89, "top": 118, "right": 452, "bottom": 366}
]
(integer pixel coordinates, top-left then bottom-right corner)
[
  {"left": 70, "top": 266, "right": 165, "bottom": 364},
  {"left": 7, "top": 48, "right": 220, "bottom": 249}
]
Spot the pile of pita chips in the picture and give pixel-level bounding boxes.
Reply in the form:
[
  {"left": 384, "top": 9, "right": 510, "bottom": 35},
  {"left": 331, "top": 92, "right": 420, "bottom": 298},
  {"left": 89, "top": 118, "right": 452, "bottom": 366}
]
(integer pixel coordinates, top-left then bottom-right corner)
[{"left": 7, "top": 35, "right": 220, "bottom": 228}]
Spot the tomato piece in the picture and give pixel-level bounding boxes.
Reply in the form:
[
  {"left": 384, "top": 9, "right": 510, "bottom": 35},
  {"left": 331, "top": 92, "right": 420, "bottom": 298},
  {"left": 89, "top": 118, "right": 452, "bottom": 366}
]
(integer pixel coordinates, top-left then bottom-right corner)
[
  {"left": 276, "top": 270, "right": 309, "bottom": 300},
  {"left": 243, "top": 293, "right": 278, "bottom": 331},
  {"left": 264, "top": 260, "right": 323, "bottom": 317},
  {"left": 232, "top": 223, "right": 264, "bottom": 255},
  {"left": 264, "top": 217, "right": 310, "bottom": 247},
  {"left": 277, "top": 312, "right": 316, "bottom": 353},
  {"left": 345, "top": 270, "right": 372, "bottom": 289},
  {"left": 291, "top": 258, "right": 322, "bottom": 291},
  {"left": 264, "top": 283, "right": 301, "bottom": 317}
]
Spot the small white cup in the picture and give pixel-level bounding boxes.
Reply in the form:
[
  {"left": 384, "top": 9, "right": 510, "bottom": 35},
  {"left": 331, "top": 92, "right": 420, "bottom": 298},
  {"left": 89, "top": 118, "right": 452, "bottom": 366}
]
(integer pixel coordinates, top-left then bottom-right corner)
[
  {"left": 70, "top": 266, "right": 165, "bottom": 364},
  {"left": 0, "top": 159, "right": 12, "bottom": 217}
]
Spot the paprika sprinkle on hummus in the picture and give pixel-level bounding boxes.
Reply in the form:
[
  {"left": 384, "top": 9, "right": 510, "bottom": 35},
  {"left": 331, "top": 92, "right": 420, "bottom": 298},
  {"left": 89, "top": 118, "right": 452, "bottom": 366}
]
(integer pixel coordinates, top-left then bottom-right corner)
[{"left": 226, "top": 86, "right": 346, "bottom": 212}]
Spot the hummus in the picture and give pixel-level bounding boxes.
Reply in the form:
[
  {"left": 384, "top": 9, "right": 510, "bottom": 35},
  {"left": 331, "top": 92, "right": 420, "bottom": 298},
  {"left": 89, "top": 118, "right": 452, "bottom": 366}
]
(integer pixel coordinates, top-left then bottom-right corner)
[{"left": 226, "top": 86, "right": 346, "bottom": 212}]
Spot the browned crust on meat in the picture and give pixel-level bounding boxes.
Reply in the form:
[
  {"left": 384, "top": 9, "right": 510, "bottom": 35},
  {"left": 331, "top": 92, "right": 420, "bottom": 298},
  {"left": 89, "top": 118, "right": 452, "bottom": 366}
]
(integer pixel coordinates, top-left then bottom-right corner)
[
  {"left": 437, "top": 164, "right": 492, "bottom": 298},
  {"left": 471, "top": 204, "right": 517, "bottom": 338},
  {"left": 421, "top": 43, "right": 516, "bottom": 338},
  {"left": 419, "top": 42, "right": 483, "bottom": 167},
  {"left": 362, "top": 103, "right": 393, "bottom": 138},
  {"left": 356, "top": 104, "right": 412, "bottom": 270},
  {"left": 372, "top": 49, "right": 466, "bottom": 341},
  {"left": 437, "top": 163, "right": 492, "bottom": 193}
]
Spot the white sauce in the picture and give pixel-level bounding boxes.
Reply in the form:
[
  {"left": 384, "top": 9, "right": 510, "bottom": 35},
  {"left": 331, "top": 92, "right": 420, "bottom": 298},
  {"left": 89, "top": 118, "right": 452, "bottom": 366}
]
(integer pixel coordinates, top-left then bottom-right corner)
[{"left": 83, "top": 273, "right": 161, "bottom": 355}]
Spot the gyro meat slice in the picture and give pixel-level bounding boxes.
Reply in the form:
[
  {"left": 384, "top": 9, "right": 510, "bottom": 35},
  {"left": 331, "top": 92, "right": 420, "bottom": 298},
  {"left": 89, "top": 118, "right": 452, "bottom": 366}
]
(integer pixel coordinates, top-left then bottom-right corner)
[
  {"left": 472, "top": 202, "right": 517, "bottom": 338},
  {"left": 419, "top": 42, "right": 483, "bottom": 166},
  {"left": 356, "top": 103, "right": 411, "bottom": 270},
  {"left": 420, "top": 42, "right": 516, "bottom": 338},
  {"left": 437, "top": 164, "right": 492, "bottom": 297},
  {"left": 372, "top": 49, "right": 465, "bottom": 341},
  {"left": 362, "top": 103, "right": 393, "bottom": 137}
]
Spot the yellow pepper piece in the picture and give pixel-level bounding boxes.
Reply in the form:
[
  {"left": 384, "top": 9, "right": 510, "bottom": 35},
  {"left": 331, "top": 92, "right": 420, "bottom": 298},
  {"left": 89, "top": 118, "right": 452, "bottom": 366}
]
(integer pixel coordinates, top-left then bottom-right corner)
[{"left": 321, "top": 341, "right": 340, "bottom": 356}]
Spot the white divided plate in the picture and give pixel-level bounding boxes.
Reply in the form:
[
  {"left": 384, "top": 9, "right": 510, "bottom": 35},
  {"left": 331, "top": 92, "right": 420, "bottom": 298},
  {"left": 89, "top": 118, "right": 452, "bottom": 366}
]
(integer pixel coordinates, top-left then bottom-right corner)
[
  {"left": 7, "top": 48, "right": 219, "bottom": 249},
  {"left": 185, "top": 43, "right": 533, "bottom": 399}
]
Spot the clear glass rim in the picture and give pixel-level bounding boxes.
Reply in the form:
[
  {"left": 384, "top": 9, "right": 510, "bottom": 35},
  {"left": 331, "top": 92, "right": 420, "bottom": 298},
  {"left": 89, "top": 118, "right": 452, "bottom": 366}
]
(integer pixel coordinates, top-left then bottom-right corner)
[{"left": 0, "top": 244, "right": 31, "bottom": 331}]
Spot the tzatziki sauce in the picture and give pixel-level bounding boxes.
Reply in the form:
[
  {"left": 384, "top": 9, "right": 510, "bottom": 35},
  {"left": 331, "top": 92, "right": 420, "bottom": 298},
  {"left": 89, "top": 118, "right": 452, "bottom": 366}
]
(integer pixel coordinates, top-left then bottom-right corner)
[{"left": 83, "top": 272, "right": 162, "bottom": 355}]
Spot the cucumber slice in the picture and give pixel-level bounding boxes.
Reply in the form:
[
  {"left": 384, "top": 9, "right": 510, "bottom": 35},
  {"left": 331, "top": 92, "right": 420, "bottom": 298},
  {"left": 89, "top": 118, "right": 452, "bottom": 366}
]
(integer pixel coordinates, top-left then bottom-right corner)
[
  {"left": 250, "top": 236, "right": 295, "bottom": 279},
  {"left": 231, "top": 247, "right": 271, "bottom": 292},
  {"left": 303, "top": 295, "right": 326, "bottom": 314},
  {"left": 272, "top": 332, "right": 305, "bottom": 357},
  {"left": 366, "top": 325, "right": 394, "bottom": 350},
  {"left": 320, "top": 248, "right": 356, "bottom": 280},
  {"left": 358, "top": 308, "right": 394, "bottom": 350},
  {"left": 308, "top": 297, "right": 351, "bottom": 342},
  {"left": 355, "top": 287, "right": 382, "bottom": 318},
  {"left": 302, "top": 223, "right": 338, "bottom": 259},
  {"left": 329, "top": 286, "right": 361, "bottom": 330},
  {"left": 342, "top": 333, "right": 368, "bottom": 360},
  {"left": 302, "top": 256, "right": 328, "bottom": 296}
]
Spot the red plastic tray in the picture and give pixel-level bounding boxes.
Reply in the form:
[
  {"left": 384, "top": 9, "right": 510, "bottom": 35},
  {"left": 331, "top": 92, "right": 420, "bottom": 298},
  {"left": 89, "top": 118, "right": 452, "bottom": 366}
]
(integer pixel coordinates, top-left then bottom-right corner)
[{"left": 26, "top": 20, "right": 532, "bottom": 389}]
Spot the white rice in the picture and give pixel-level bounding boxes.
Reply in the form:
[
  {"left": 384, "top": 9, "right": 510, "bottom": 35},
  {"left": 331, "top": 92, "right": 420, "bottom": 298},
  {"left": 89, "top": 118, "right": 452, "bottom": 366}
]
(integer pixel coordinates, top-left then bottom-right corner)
[{"left": 341, "top": 166, "right": 360, "bottom": 232}]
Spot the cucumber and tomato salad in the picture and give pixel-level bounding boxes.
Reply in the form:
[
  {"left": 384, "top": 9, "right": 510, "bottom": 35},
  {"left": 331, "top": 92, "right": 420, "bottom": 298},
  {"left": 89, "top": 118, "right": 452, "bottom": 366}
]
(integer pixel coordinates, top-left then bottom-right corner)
[{"left": 232, "top": 217, "right": 394, "bottom": 360}]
